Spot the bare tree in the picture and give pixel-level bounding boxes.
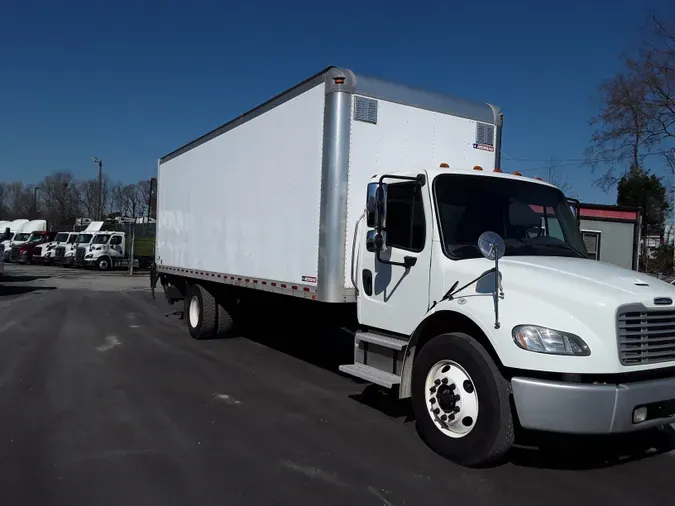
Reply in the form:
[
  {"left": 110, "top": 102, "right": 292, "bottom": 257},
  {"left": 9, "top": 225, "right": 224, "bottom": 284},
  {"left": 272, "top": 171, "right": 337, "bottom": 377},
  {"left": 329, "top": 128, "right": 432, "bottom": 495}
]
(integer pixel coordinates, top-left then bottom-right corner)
[
  {"left": 4, "top": 182, "right": 34, "bottom": 218},
  {"left": 78, "top": 174, "right": 113, "bottom": 220},
  {"left": 136, "top": 179, "right": 152, "bottom": 217},
  {"left": 0, "top": 182, "right": 6, "bottom": 217},
  {"left": 587, "top": 13, "right": 675, "bottom": 189},
  {"left": 38, "top": 171, "right": 79, "bottom": 227},
  {"left": 117, "top": 184, "right": 145, "bottom": 218}
]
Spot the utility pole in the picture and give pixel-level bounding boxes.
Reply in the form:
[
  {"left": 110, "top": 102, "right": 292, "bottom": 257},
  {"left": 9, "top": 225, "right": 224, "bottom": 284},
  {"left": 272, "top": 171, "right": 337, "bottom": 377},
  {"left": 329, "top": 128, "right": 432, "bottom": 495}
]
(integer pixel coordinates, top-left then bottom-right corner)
[
  {"left": 548, "top": 156, "right": 554, "bottom": 183},
  {"left": 671, "top": 148, "right": 675, "bottom": 277},
  {"left": 92, "top": 156, "right": 103, "bottom": 221},
  {"left": 33, "top": 187, "right": 39, "bottom": 217}
]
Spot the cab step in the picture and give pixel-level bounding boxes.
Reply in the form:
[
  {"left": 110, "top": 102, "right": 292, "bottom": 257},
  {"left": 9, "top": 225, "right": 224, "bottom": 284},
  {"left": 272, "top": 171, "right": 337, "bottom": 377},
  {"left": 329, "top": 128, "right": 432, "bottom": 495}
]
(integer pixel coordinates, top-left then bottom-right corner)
[
  {"left": 338, "top": 363, "right": 401, "bottom": 389},
  {"left": 355, "top": 330, "right": 407, "bottom": 350}
]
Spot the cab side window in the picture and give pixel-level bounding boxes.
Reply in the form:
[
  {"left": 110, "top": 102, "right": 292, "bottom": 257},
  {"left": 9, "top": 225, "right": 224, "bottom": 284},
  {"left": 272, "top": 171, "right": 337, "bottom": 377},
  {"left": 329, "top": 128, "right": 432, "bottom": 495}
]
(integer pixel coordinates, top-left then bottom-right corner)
[
  {"left": 386, "top": 182, "right": 426, "bottom": 251},
  {"left": 110, "top": 236, "right": 122, "bottom": 246}
]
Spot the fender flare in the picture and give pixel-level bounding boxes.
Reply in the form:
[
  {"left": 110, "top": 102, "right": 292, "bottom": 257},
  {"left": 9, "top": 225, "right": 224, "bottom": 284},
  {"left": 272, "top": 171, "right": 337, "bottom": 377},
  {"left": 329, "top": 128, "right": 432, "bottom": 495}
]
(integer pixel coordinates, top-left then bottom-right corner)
[{"left": 398, "top": 306, "right": 498, "bottom": 399}]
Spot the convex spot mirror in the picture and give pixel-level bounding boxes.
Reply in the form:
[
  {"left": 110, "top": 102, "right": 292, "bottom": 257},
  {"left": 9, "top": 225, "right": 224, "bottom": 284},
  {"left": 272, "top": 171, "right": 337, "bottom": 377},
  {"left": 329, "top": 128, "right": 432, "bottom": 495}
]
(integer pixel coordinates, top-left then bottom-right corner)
[
  {"left": 366, "top": 182, "right": 387, "bottom": 229},
  {"left": 478, "top": 231, "right": 505, "bottom": 261}
]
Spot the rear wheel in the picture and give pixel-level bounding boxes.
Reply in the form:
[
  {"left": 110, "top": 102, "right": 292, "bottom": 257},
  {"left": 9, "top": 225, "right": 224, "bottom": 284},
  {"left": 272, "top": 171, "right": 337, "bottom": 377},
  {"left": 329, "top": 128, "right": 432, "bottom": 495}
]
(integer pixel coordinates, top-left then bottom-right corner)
[
  {"left": 185, "top": 284, "right": 217, "bottom": 340},
  {"left": 411, "top": 332, "right": 514, "bottom": 467}
]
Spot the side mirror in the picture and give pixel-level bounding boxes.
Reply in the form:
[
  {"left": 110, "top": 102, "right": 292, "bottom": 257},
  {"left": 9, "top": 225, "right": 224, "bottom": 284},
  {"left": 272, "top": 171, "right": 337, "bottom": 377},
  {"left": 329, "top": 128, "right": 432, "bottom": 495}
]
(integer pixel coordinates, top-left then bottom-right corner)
[
  {"left": 566, "top": 197, "right": 580, "bottom": 224},
  {"left": 366, "top": 230, "right": 386, "bottom": 252},
  {"left": 2, "top": 227, "right": 9, "bottom": 241},
  {"left": 366, "top": 182, "right": 387, "bottom": 229}
]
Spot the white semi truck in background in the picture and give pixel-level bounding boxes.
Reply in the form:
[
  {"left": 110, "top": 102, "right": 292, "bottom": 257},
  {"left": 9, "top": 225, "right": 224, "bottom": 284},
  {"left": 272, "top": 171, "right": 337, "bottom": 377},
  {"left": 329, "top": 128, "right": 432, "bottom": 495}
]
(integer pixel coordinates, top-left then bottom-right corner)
[{"left": 153, "top": 67, "right": 675, "bottom": 467}]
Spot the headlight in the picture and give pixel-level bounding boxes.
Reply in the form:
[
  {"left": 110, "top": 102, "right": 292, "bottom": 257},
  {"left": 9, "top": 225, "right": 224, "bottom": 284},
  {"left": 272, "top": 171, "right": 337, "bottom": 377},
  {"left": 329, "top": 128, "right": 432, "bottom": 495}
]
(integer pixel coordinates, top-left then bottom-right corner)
[{"left": 512, "top": 325, "right": 590, "bottom": 356}]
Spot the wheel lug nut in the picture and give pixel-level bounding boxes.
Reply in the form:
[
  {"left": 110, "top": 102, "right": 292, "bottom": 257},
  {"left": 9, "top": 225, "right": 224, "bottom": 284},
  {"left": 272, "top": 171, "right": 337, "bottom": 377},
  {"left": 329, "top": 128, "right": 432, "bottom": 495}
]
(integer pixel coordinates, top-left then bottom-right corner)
[
  {"left": 463, "top": 380, "right": 474, "bottom": 394},
  {"left": 430, "top": 387, "right": 436, "bottom": 394},
  {"left": 430, "top": 398, "right": 436, "bottom": 404},
  {"left": 441, "top": 414, "right": 447, "bottom": 421},
  {"left": 462, "top": 416, "right": 473, "bottom": 427},
  {"left": 441, "top": 365, "right": 450, "bottom": 373},
  {"left": 453, "top": 406, "right": 460, "bottom": 413},
  {"left": 449, "top": 413, "right": 455, "bottom": 421},
  {"left": 434, "top": 379, "right": 441, "bottom": 385},
  {"left": 433, "top": 408, "right": 440, "bottom": 415},
  {"left": 449, "top": 383, "right": 456, "bottom": 390},
  {"left": 441, "top": 378, "right": 448, "bottom": 385},
  {"left": 454, "top": 394, "right": 461, "bottom": 402}
]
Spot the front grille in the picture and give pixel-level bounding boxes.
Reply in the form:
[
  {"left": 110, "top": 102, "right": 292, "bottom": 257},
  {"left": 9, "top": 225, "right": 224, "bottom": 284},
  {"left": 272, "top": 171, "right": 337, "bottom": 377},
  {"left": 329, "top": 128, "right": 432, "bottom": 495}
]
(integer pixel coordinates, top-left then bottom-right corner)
[
  {"left": 55, "top": 246, "right": 65, "bottom": 258},
  {"left": 75, "top": 246, "right": 86, "bottom": 260},
  {"left": 618, "top": 306, "right": 675, "bottom": 365},
  {"left": 10, "top": 246, "right": 20, "bottom": 262}
]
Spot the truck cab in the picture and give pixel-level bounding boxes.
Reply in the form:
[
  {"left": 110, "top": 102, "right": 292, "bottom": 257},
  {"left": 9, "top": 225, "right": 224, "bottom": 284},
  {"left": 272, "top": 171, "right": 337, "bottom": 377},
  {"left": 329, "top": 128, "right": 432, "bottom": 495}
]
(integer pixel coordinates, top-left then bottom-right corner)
[
  {"left": 6, "top": 220, "right": 47, "bottom": 262},
  {"left": 14, "top": 231, "right": 58, "bottom": 263},
  {"left": 0, "top": 227, "right": 10, "bottom": 275},
  {"left": 60, "top": 232, "right": 95, "bottom": 267},
  {"left": 58, "top": 221, "right": 105, "bottom": 267},
  {"left": 340, "top": 164, "right": 675, "bottom": 466},
  {"left": 84, "top": 232, "right": 127, "bottom": 270},
  {"left": 34, "top": 231, "right": 78, "bottom": 264},
  {"left": 1, "top": 219, "right": 30, "bottom": 261}
]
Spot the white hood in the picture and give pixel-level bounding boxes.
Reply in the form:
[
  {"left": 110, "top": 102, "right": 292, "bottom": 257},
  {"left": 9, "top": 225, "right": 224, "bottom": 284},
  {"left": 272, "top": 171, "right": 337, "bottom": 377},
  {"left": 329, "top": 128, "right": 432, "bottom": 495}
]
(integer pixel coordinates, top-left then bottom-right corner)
[
  {"left": 440, "top": 255, "right": 675, "bottom": 374},
  {"left": 499, "top": 256, "right": 671, "bottom": 303}
]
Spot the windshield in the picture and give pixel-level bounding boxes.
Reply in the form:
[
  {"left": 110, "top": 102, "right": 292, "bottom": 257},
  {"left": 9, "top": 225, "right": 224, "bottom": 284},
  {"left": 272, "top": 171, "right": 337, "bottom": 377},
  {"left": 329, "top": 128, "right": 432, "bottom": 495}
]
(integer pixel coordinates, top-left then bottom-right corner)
[
  {"left": 54, "top": 233, "right": 69, "bottom": 242},
  {"left": 77, "top": 234, "right": 93, "bottom": 243},
  {"left": 28, "top": 234, "right": 44, "bottom": 243},
  {"left": 92, "top": 235, "right": 110, "bottom": 244},
  {"left": 14, "top": 233, "right": 30, "bottom": 241},
  {"left": 434, "top": 175, "right": 588, "bottom": 260}
]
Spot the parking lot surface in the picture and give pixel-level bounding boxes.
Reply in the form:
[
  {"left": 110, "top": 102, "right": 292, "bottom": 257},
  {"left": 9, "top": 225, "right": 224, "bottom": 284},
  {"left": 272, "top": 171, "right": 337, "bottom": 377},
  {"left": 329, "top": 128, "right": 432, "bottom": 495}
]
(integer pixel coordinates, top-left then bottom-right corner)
[{"left": 1, "top": 263, "right": 674, "bottom": 506}]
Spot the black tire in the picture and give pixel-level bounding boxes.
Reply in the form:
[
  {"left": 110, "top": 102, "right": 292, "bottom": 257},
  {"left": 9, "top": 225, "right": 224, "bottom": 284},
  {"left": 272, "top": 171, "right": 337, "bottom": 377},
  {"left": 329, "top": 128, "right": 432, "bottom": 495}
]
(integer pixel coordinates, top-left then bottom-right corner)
[
  {"left": 411, "top": 332, "right": 514, "bottom": 467},
  {"left": 185, "top": 284, "right": 217, "bottom": 340},
  {"left": 216, "top": 303, "right": 235, "bottom": 337},
  {"left": 97, "top": 257, "right": 111, "bottom": 271}
]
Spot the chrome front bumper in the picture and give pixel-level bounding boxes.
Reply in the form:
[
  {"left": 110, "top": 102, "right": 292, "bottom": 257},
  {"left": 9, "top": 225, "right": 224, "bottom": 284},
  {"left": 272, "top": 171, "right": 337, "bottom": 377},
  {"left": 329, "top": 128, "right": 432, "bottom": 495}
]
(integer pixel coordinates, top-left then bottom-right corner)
[{"left": 511, "top": 376, "right": 675, "bottom": 434}]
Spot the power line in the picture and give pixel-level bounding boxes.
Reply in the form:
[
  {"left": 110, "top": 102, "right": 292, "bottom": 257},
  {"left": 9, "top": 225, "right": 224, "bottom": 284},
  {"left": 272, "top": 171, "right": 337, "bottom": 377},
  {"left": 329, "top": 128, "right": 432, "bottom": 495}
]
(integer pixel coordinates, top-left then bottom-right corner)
[{"left": 503, "top": 149, "right": 673, "bottom": 164}]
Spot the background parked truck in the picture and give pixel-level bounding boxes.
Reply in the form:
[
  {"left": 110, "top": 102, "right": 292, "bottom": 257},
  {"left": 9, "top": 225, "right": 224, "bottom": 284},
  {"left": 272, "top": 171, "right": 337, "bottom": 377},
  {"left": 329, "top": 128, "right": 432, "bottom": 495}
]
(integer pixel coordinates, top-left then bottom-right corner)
[{"left": 153, "top": 67, "right": 675, "bottom": 467}]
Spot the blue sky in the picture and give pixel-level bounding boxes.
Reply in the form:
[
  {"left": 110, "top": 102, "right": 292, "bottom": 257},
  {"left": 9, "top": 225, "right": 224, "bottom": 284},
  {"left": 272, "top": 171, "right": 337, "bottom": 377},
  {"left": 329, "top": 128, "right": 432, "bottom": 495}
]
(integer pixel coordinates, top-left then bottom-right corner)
[{"left": 0, "top": 0, "right": 672, "bottom": 204}]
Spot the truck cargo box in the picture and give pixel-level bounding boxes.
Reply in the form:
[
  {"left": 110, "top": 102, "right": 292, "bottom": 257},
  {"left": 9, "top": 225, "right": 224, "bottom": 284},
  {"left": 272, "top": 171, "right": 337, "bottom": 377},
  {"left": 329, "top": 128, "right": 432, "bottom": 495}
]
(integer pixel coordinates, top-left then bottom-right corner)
[{"left": 156, "top": 66, "right": 501, "bottom": 303}]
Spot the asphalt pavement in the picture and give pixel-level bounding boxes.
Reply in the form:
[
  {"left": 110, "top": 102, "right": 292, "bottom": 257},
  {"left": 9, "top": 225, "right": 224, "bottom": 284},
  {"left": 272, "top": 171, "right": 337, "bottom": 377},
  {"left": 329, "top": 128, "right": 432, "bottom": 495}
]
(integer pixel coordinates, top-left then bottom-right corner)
[{"left": 1, "top": 263, "right": 674, "bottom": 506}]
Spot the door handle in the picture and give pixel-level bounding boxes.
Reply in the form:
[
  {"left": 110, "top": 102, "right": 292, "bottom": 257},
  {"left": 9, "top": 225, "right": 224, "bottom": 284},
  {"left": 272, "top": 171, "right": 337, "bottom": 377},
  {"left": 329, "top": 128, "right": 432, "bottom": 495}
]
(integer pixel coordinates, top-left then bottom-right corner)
[{"left": 362, "top": 269, "right": 373, "bottom": 296}]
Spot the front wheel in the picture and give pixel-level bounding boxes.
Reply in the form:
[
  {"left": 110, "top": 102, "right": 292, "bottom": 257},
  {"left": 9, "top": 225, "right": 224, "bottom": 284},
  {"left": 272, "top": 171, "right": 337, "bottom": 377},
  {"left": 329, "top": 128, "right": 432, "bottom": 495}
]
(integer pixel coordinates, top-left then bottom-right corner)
[
  {"left": 411, "top": 332, "right": 514, "bottom": 467},
  {"left": 97, "top": 257, "right": 111, "bottom": 271}
]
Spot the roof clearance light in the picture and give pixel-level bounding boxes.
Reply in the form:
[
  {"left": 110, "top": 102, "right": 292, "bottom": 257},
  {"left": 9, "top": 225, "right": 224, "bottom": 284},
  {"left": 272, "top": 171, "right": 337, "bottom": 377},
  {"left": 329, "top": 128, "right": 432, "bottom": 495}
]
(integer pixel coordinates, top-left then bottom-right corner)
[
  {"left": 493, "top": 168, "right": 503, "bottom": 173},
  {"left": 333, "top": 77, "right": 346, "bottom": 84},
  {"left": 512, "top": 171, "right": 522, "bottom": 176},
  {"left": 440, "top": 163, "right": 449, "bottom": 168},
  {"left": 534, "top": 176, "right": 543, "bottom": 181},
  {"left": 473, "top": 165, "right": 483, "bottom": 171}
]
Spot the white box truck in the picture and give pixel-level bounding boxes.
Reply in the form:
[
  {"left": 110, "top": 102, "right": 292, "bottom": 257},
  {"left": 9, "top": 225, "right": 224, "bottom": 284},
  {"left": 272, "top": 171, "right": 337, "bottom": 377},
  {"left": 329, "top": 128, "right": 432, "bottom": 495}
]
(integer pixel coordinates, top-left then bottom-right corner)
[{"left": 153, "top": 67, "right": 675, "bottom": 467}]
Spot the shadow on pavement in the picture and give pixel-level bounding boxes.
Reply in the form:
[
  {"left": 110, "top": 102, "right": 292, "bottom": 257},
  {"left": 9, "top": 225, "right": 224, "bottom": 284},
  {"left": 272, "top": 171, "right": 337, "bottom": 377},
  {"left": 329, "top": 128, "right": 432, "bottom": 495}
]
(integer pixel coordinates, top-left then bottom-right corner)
[
  {"left": 348, "top": 383, "right": 675, "bottom": 470},
  {"left": 0, "top": 275, "right": 53, "bottom": 283},
  {"left": 239, "top": 295, "right": 356, "bottom": 371},
  {"left": 509, "top": 426, "right": 675, "bottom": 470},
  {"left": 349, "top": 384, "right": 414, "bottom": 421},
  {"left": 0, "top": 285, "right": 57, "bottom": 297}
]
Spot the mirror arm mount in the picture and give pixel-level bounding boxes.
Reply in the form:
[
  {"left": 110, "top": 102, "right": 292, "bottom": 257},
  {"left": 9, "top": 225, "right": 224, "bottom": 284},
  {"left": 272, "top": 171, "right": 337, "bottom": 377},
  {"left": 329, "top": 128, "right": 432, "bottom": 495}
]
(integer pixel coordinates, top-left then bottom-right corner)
[
  {"left": 375, "top": 248, "right": 417, "bottom": 269},
  {"left": 445, "top": 267, "right": 496, "bottom": 302},
  {"left": 377, "top": 173, "right": 426, "bottom": 187}
]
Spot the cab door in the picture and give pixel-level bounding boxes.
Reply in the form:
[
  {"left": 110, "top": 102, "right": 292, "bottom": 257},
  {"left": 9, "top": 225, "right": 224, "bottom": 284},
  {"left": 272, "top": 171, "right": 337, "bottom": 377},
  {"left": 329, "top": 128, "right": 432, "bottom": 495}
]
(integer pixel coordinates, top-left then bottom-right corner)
[
  {"left": 357, "top": 175, "right": 433, "bottom": 335},
  {"left": 109, "top": 234, "right": 124, "bottom": 256}
]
